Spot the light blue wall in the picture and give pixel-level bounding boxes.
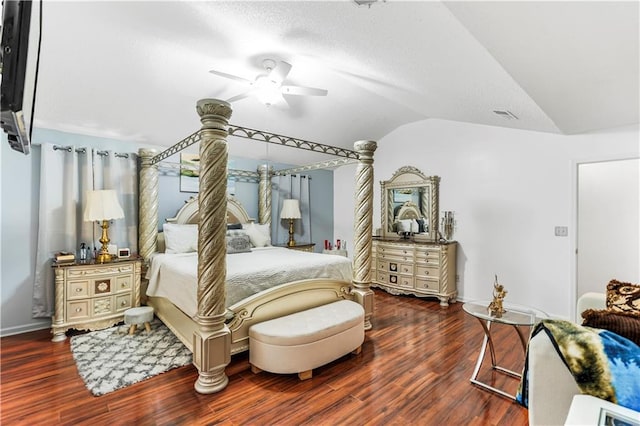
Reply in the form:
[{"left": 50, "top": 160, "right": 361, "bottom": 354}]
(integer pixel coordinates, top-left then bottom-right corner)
[{"left": 0, "top": 129, "right": 334, "bottom": 336}]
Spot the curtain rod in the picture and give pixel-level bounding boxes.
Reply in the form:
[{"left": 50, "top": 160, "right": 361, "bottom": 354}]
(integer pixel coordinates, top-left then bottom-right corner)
[{"left": 52, "top": 145, "right": 130, "bottom": 158}]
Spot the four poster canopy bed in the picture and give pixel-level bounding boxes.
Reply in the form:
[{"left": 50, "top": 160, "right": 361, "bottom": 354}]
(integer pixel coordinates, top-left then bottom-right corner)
[{"left": 138, "top": 99, "right": 377, "bottom": 393}]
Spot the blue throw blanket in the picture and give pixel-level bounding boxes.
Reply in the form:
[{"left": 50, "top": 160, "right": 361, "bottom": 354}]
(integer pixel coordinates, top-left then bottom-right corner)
[{"left": 516, "top": 319, "right": 640, "bottom": 411}]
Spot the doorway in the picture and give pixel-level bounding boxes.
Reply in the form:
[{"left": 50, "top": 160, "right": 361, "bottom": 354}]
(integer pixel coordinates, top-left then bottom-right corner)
[{"left": 576, "top": 158, "right": 639, "bottom": 309}]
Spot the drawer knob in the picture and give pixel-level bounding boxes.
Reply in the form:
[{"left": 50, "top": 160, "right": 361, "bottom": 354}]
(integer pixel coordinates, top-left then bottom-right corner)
[
  {"left": 121, "top": 283, "right": 126, "bottom": 288},
  {"left": 75, "top": 308, "right": 82, "bottom": 313},
  {"left": 75, "top": 288, "right": 82, "bottom": 292},
  {"left": 425, "top": 271, "right": 430, "bottom": 275},
  {"left": 121, "top": 301, "right": 127, "bottom": 306}
]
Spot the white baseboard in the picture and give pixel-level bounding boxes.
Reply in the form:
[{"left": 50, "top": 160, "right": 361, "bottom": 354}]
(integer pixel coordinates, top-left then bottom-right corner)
[{"left": 1, "top": 321, "right": 51, "bottom": 338}]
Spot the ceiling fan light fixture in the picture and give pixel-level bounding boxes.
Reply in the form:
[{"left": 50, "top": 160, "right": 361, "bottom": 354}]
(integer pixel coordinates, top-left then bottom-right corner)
[{"left": 254, "top": 75, "right": 281, "bottom": 106}]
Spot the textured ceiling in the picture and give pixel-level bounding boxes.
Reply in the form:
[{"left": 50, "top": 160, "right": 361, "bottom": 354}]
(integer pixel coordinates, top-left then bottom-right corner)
[{"left": 26, "top": 1, "right": 640, "bottom": 165}]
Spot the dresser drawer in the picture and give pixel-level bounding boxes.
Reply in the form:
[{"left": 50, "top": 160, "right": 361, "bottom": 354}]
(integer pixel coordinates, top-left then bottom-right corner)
[
  {"left": 67, "top": 300, "right": 90, "bottom": 320},
  {"left": 378, "top": 252, "right": 412, "bottom": 263},
  {"left": 67, "top": 264, "right": 131, "bottom": 278},
  {"left": 92, "top": 296, "right": 114, "bottom": 317},
  {"left": 415, "top": 250, "right": 440, "bottom": 264},
  {"left": 92, "top": 277, "right": 113, "bottom": 296},
  {"left": 377, "top": 245, "right": 412, "bottom": 257},
  {"left": 115, "top": 275, "right": 133, "bottom": 292},
  {"left": 389, "top": 274, "right": 413, "bottom": 287},
  {"left": 67, "top": 281, "right": 89, "bottom": 299},
  {"left": 416, "top": 265, "right": 440, "bottom": 278},
  {"left": 378, "top": 261, "right": 413, "bottom": 274},
  {"left": 377, "top": 271, "right": 390, "bottom": 284},
  {"left": 115, "top": 293, "right": 133, "bottom": 312},
  {"left": 415, "top": 278, "right": 439, "bottom": 293}
]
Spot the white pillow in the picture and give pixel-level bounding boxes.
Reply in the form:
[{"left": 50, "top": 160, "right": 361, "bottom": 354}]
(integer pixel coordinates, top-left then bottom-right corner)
[
  {"left": 162, "top": 223, "right": 198, "bottom": 254},
  {"left": 242, "top": 222, "right": 271, "bottom": 247}
]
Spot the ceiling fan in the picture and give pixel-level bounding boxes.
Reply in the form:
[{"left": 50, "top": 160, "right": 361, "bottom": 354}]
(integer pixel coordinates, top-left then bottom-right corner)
[{"left": 209, "top": 59, "right": 328, "bottom": 107}]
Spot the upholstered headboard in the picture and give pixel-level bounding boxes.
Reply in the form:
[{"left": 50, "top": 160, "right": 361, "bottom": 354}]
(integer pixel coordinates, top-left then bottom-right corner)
[
  {"left": 157, "top": 195, "right": 255, "bottom": 252},
  {"left": 395, "top": 201, "right": 421, "bottom": 221}
]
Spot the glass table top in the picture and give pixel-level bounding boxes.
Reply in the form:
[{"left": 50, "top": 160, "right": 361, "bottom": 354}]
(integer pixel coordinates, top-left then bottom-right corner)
[{"left": 463, "top": 301, "right": 548, "bottom": 326}]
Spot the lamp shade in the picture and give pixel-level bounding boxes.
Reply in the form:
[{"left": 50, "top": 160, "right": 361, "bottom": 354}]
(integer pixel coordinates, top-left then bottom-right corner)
[
  {"left": 280, "top": 199, "right": 301, "bottom": 219},
  {"left": 83, "top": 190, "right": 125, "bottom": 221}
]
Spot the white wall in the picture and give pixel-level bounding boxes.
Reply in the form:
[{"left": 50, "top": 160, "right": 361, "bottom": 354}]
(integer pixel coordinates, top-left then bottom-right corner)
[{"left": 334, "top": 120, "right": 639, "bottom": 319}]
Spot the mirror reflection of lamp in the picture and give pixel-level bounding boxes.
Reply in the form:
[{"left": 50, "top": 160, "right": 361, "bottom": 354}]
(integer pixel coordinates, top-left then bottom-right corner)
[
  {"left": 280, "top": 199, "right": 301, "bottom": 247},
  {"left": 83, "top": 190, "right": 124, "bottom": 263}
]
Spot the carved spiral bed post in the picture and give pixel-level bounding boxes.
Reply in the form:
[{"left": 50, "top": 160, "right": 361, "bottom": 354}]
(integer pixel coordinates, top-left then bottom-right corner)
[
  {"left": 193, "top": 98, "right": 232, "bottom": 394},
  {"left": 351, "top": 140, "right": 377, "bottom": 330},
  {"left": 258, "top": 164, "right": 273, "bottom": 225},
  {"left": 138, "top": 148, "right": 158, "bottom": 303}
]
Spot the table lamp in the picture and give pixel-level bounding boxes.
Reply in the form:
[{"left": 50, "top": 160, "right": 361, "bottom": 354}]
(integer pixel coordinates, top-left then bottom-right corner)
[
  {"left": 280, "top": 199, "right": 301, "bottom": 247},
  {"left": 83, "top": 189, "right": 124, "bottom": 263}
]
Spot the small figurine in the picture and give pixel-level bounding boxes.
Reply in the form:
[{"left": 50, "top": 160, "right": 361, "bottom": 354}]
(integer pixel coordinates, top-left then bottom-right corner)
[{"left": 487, "top": 275, "right": 507, "bottom": 317}]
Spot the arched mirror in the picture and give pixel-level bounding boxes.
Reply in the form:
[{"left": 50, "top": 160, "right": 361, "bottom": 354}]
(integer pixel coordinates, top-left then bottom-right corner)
[{"left": 381, "top": 166, "right": 440, "bottom": 242}]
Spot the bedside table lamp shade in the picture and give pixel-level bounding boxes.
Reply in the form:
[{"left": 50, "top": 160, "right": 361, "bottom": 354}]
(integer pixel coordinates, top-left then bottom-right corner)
[
  {"left": 280, "top": 199, "right": 301, "bottom": 247},
  {"left": 83, "top": 190, "right": 124, "bottom": 263}
]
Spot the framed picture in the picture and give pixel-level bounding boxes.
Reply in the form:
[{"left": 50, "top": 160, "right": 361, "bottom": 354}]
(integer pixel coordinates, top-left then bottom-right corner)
[
  {"left": 180, "top": 154, "right": 237, "bottom": 194},
  {"left": 180, "top": 153, "right": 200, "bottom": 193}
]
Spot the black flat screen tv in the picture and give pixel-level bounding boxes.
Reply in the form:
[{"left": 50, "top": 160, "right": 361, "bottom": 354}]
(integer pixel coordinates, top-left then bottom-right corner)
[{"left": 1, "top": 0, "right": 33, "bottom": 155}]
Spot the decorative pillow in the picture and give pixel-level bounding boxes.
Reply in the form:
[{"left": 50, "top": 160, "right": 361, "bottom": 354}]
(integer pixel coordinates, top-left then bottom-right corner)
[
  {"left": 162, "top": 223, "right": 198, "bottom": 254},
  {"left": 226, "top": 234, "right": 252, "bottom": 254},
  {"left": 582, "top": 309, "right": 640, "bottom": 346},
  {"left": 226, "top": 229, "right": 248, "bottom": 238},
  {"left": 242, "top": 222, "right": 271, "bottom": 247},
  {"left": 227, "top": 223, "right": 243, "bottom": 230},
  {"left": 606, "top": 279, "right": 640, "bottom": 314}
]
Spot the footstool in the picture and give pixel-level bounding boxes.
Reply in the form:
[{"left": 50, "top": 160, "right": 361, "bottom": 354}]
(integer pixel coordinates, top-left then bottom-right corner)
[
  {"left": 249, "top": 300, "right": 365, "bottom": 380},
  {"left": 123, "top": 306, "right": 154, "bottom": 335}
]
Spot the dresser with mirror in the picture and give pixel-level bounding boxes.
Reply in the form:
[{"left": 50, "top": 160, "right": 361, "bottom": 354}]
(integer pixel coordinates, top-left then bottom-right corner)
[{"left": 372, "top": 166, "right": 457, "bottom": 306}]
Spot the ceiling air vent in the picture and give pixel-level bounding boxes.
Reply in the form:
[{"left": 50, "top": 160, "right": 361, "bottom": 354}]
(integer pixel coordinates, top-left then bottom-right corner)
[
  {"left": 493, "top": 110, "right": 519, "bottom": 120},
  {"left": 353, "top": 0, "right": 379, "bottom": 7}
]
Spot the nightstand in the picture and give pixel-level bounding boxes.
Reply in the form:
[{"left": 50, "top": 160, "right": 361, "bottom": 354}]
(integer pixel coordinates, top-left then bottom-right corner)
[
  {"left": 278, "top": 243, "right": 316, "bottom": 253},
  {"left": 322, "top": 249, "right": 348, "bottom": 257},
  {"left": 51, "top": 256, "right": 142, "bottom": 342}
]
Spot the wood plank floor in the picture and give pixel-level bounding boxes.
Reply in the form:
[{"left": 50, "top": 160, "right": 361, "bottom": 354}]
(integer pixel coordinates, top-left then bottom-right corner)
[{"left": 1, "top": 290, "right": 529, "bottom": 425}]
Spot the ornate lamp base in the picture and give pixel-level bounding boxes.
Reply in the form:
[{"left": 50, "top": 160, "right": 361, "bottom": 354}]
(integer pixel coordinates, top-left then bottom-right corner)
[{"left": 287, "top": 218, "right": 297, "bottom": 247}]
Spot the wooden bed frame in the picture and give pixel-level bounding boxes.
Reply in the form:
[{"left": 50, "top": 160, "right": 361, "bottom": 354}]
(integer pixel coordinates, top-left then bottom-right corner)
[{"left": 138, "top": 98, "right": 376, "bottom": 394}]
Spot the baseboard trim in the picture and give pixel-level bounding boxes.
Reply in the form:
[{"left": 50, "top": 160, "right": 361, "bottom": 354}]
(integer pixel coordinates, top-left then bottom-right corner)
[{"left": 1, "top": 322, "right": 51, "bottom": 338}]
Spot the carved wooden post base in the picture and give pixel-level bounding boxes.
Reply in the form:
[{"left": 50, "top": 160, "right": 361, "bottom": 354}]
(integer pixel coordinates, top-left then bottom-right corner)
[
  {"left": 192, "top": 316, "right": 231, "bottom": 394},
  {"left": 351, "top": 287, "right": 375, "bottom": 330}
]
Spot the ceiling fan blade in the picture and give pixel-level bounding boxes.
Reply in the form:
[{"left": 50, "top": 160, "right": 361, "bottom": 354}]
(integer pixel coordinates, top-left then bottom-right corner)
[
  {"left": 281, "top": 85, "right": 328, "bottom": 96},
  {"left": 226, "top": 92, "right": 251, "bottom": 103},
  {"left": 209, "top": 69, "right": 252, "bottom": 84},
  {"left": 269, "top": 61, "right": 292, "bottom": 84}
]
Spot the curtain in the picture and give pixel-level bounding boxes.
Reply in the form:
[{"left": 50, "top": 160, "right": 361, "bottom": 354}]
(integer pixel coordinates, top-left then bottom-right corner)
[
  {"left": 272, "top": 174, "right": 311, "bottom": 245},
  {"left": 93, "top": 150, "right": 139, "bottom": 253},
  {"left": 32, "top": 144, "right": 138, "bottom": 318}
]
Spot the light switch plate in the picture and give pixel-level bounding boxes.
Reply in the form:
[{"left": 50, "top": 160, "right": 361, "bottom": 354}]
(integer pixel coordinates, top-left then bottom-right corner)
[{"left": 554, "top": 226, "right": 568, "bottom": 237}]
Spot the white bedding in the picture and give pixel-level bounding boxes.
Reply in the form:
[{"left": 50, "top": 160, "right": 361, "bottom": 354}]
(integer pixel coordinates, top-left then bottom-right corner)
[{"left": 146, "top": 247, "right": 352, "bottom": 317}]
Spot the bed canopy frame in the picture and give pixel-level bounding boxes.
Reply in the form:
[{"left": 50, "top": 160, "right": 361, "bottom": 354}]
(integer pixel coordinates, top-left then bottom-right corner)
[{"left": 138, "top": 98, "right": 376, "bottom": 394}]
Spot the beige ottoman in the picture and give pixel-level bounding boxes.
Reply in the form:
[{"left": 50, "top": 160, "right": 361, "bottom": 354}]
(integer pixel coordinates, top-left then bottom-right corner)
[
  {"left": 123, "top": 306, "right": 154, "bottom": 335},
  {"left": 249, "top": 300, "right": 365, "bottom": 380}
]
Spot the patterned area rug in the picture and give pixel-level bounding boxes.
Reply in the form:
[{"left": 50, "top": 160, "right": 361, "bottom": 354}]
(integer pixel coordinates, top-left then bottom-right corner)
[{"left": 70, "top": 318, "right": 192, "bottom": 396}]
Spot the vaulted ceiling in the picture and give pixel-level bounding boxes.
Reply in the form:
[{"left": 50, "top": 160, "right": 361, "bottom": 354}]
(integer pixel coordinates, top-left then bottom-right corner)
[{"left": 29, "top": 1, "right": 639, "bottom": 165}]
